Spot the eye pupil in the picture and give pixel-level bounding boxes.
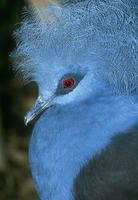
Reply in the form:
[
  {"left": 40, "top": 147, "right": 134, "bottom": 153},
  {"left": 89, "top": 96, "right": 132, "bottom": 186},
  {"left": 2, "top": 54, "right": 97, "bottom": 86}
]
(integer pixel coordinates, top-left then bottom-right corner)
[{"left": 63, "top": 78, "right": 75, "bottom": 88}]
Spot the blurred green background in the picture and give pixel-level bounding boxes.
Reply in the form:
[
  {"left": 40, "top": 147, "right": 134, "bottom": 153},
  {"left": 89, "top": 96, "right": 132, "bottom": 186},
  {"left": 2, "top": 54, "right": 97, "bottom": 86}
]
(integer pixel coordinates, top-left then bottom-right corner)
[{"left": 0, "top": 0, "right": 38, "bottom": 199}]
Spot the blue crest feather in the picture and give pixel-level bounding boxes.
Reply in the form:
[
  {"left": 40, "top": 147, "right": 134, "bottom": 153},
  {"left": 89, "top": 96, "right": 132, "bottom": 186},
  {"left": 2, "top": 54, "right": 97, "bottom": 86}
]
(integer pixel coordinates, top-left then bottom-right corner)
[{"left": 11, "top": 0, "right": 137, "bottom": 94}]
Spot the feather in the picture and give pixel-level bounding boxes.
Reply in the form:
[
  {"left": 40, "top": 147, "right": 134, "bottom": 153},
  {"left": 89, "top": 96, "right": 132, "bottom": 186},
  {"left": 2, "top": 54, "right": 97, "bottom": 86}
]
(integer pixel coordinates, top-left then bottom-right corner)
[
  {"left": 74, "top": 125, "right": 138, "bottom": 200},
  {"left": 11, "top": 0, "right": 137, "bottom": 94},
  {"left": 28, "top": 0, "right": 60, "bottom": 21}
]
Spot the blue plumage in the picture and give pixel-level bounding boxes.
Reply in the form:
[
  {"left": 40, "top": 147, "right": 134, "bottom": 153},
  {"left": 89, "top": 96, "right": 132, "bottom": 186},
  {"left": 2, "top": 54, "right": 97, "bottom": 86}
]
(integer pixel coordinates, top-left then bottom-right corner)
[
  {"left": 12, "top": 0, "right": 138, "bottom": 199},
  {"left": 12, "top": 0, "right": 137, "bottom": 93}
]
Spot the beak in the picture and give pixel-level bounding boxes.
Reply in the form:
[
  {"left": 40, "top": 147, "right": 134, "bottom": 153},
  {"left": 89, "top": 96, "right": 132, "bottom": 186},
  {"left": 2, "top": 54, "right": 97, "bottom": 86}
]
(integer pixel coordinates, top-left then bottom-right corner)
[{"left": 24, "top": 95, "right": 55, "bottom": 125}]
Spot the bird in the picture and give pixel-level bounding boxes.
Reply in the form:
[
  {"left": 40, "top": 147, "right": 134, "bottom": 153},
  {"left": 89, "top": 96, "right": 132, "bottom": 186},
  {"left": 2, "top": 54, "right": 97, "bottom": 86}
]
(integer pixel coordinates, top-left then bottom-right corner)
[{"left": 11, "top": 0, "right": 138, "bottom": 199}]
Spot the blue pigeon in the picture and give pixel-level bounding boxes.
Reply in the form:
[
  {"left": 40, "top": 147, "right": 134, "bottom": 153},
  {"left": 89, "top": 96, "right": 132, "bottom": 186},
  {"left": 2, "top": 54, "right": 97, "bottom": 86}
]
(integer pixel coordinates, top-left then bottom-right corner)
[{"left": 11, "top": 0, "right": 138, "bottom": 199}]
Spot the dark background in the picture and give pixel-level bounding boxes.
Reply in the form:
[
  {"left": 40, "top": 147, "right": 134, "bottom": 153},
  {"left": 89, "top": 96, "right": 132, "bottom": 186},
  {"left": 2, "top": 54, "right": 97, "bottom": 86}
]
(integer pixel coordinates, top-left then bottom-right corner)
[{"left": 0, "top": 0, "right": 38, "bottom": 199}]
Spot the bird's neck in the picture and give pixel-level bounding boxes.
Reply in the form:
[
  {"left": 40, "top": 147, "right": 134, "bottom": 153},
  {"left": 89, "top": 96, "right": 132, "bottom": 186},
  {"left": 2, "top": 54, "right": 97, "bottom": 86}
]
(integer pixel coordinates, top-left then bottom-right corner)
[{"left": 29, "top": 94, "right": 138, "bottom": 200}]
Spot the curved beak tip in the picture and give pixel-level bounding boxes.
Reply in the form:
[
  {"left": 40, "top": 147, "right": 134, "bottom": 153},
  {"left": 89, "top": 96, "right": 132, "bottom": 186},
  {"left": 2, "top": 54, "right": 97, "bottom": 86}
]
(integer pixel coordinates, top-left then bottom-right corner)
[{"left": 24, "top": 112, "right": 34, "bottom": 126}]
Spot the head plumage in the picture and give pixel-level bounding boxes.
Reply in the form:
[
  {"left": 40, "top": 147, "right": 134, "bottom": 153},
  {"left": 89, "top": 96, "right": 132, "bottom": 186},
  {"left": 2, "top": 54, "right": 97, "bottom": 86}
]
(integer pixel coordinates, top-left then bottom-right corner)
[{"left": 11, "top": 0, "right": 137, "bottom": 95}]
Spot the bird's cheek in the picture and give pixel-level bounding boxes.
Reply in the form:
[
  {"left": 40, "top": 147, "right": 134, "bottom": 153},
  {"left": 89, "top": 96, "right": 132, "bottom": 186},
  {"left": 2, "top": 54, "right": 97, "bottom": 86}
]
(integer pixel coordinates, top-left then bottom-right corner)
[{"left": 53, "top": 95, "right": 73, "bottom": 106}]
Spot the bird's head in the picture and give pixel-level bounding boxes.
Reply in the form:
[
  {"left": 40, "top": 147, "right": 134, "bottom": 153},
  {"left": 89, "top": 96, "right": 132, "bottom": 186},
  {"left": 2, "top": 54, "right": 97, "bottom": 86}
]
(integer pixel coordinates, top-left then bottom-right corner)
[
  {"left": 24, "top": 63, "right": 105, "bottom": 125},
  {"left": 11, "top": 0, "right": 137, "bottom": 124}
]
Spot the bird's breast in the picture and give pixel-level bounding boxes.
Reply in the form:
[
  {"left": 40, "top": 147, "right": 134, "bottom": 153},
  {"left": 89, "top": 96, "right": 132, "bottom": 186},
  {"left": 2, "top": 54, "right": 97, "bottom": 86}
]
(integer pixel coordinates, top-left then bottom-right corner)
[{"left": 29, "top": 98, "right": 138, "bottom": 200}]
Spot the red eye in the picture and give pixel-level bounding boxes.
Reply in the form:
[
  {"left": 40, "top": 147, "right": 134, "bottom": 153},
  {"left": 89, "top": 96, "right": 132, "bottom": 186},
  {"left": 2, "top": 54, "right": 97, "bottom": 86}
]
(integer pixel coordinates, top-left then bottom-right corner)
[{"left": 63, "top": 78, "right": 75, "bottom": 89}]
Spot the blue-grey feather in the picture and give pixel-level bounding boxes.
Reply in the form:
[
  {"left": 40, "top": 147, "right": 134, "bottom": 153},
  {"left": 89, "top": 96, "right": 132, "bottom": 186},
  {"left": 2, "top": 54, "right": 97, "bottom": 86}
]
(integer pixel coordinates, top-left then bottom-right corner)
[
  {"left": 11, "top": 1, "right": 138, "bottom": 199},
  {"left": 11, "top": 0, "right": 137, "bottom": 94}
]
